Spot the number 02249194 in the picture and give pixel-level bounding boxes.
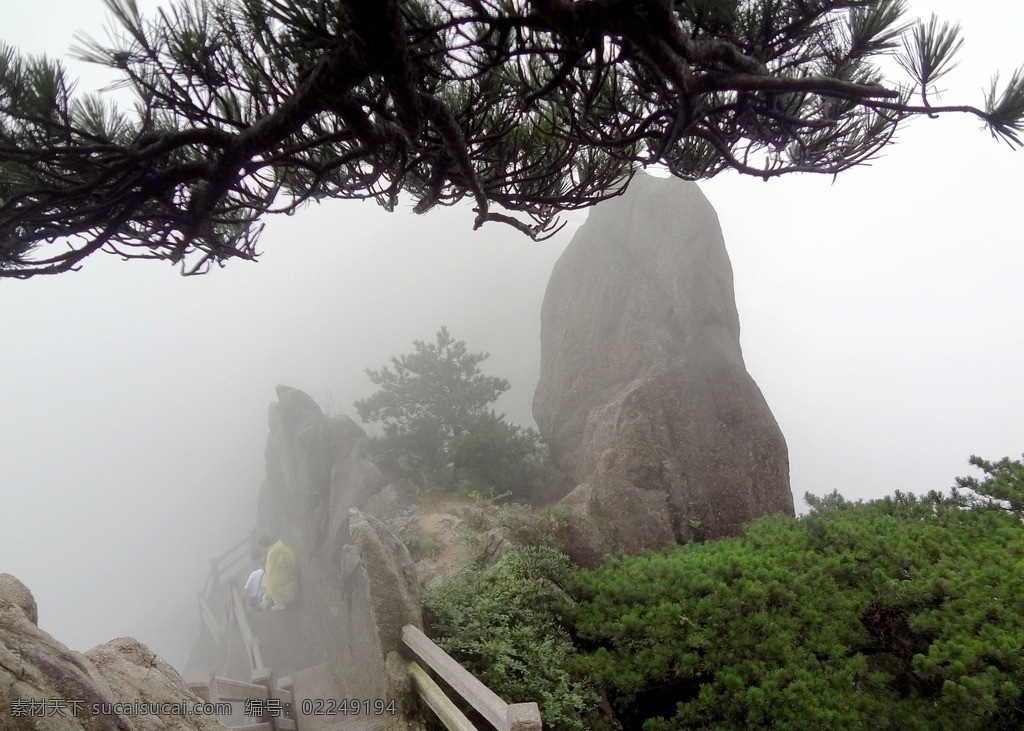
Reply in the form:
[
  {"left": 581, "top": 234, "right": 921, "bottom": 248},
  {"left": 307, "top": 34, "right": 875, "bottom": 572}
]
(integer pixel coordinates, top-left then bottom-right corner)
[{"left": 301, "top": 698, "right": 398, "bottom": 716}]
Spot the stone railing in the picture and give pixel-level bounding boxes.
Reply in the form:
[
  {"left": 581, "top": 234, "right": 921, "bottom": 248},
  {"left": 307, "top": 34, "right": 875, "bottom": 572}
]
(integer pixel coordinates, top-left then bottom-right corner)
[
  {"left": 186, "top": 668, "right": 296, "bottom": 731},
  {"left": 228, "top": 584, "right": 265, "bottom": 674},
  {"left": 197, "top": 536, "right": 252, "bottom": 646},
  {"left": 188, "top": 575, "right": 295, "bottom": 731},
  {"left": 402, "top": 624, "right": 542, "bottom": 731}
]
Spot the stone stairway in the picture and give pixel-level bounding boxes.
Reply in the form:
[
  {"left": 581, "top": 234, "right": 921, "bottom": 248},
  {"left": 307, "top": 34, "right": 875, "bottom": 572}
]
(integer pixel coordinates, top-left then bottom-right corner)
[
  {"left": 190, "top": 601, "right": 385, "bottom": 731},
  {"left": 249, "top": 613, "right": 385, "bottom": 731},
  {"left": 289, "top": 664, "right": 386, "bottom": 731}
]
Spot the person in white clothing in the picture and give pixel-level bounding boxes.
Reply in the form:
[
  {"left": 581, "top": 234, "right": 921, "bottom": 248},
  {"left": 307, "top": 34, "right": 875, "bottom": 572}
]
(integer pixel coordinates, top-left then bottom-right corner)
[{"left": 243, "top": 549, "right": 267, "bottom": 610}]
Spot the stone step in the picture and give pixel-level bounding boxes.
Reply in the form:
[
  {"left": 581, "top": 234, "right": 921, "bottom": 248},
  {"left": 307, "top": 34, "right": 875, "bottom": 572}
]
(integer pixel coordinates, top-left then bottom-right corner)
[
  {"left": 312, "top": 718, "right": 385, "bottom": 731},
  {"left": 286, "top": 663, "right": 389, "bottom": 731}
]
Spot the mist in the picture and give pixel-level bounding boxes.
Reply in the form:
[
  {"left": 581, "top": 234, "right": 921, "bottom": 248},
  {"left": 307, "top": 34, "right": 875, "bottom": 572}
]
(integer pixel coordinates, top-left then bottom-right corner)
[{"left": 1, "top": 0, "right": 1023, "bottom": 671}]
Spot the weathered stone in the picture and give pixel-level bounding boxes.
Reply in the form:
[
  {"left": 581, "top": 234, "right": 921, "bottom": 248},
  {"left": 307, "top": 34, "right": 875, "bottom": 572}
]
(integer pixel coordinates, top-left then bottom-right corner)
[
  {"left": 350, "top": 509, "right": 423, "bottom": 657},
  {"left": 534, "top": 174, "right": 793, "bottom": 565},
  {"left": 1, "top": 572, "right": 38, "bottom": 626},
  {"left": 458, "top": 506, "right": 491, "bottom": 532},
  {"left": 383, "top": 651, "right": 425, "bottom": 731},
  {"left": 364, "top": 484, "right": 410, "bottom": 521},
  {"left": 85, "top": 638, "right": 229, "bottom": 731},
  {"left": 0, "top": 574, "right": 226, "bottom": 731},
  {"left": 251, "top": 386, "right": 389, "bottom": 680},
  {"left": 556, "top": 464, "right": 676, "bottom": 568},
  {"left": 478, "top": 528, "right": 515, "bottom": 568},
  {"left": 257, "top": 384, "right": 384, "bottom": 551},
  {"left": 187, "top": 387, "right": 427, "bottom": 729},
  {"left": 189, "top": 386, "right": 408, "bottom": 705}
]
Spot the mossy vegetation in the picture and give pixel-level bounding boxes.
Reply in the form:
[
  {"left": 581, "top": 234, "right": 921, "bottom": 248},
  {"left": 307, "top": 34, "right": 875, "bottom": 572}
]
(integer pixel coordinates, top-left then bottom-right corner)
[
  {"left": 423, "top": 456, "right": 1024, "bottom": 731},
  {"left": 405, "top": 530, "right": 446, "bottom": 561}
]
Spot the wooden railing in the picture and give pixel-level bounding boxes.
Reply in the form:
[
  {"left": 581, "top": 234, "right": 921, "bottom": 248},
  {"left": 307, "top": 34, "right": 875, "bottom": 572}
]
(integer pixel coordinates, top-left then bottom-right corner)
[{"left": 402, "top": 624, "right": 542, "bottom": 731}]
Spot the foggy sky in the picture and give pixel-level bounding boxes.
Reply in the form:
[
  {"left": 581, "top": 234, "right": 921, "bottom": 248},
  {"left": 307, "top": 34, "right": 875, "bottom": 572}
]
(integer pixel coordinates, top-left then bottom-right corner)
[{"left": 1, "top": 0, "right": 1022, "bottom": 670}]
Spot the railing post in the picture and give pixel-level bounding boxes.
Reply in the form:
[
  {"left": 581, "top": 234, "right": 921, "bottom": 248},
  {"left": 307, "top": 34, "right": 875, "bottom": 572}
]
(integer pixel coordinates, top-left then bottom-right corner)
[
  {"left": 208, "top": 557, "right": 221, "bottom": 594},
  {"left": 185, "top": 669, "right": 217, "bottom": 703},
  {"left": 251, "top": 667, "right": 277, "bottom": 731},
  {"left": 277, "top": 676, "right": 297, "bottom": 731},
  {"left": 506, "top": 703, "right": 542, "bottom": 731}
]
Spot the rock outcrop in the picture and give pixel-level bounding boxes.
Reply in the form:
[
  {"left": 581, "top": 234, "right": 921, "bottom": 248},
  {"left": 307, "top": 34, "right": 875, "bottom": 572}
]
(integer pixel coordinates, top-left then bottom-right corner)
[
  {"left": 349, "top": 509, "right": 423, "bottom": 659},
  {"left": 257, "top": 385, "right": 385, "bottom": 552},
  {"left": 1, "top": 573, "right": 226, "bottom": 731},
  {"left": 534, "top": 174, "right": 794, "bottom": 566},
  {"left": 201, "top": 386, "right": 423, "bottom": 710}
]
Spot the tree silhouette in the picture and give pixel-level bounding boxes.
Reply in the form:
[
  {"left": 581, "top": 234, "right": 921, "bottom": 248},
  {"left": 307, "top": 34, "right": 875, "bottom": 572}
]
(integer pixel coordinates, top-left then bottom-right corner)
[{"left": 1, "top": 0, "right": 1021, "bottom": 277}]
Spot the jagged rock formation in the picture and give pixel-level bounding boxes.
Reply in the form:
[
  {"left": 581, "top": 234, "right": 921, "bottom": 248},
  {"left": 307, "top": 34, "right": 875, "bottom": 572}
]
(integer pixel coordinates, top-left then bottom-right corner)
[
  {"left": 247, "top": 386, "right": 422, "bottom": 707},
  {"left": 534, "top": 174, "right": 794, "bottom": 566},
  {"left": 1, "top": 573, "right": 226, "bottom": 731},
  {"left": 257, "top": 385, "right": 385, "bottom": 551}
]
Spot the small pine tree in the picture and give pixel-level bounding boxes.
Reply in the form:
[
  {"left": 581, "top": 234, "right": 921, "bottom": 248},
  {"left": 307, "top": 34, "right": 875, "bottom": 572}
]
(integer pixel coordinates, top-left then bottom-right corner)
[
  {"left": 955, "top": 454, "right": 1024, "bottom": 517},
  {"left": 354, "top": 327, "right": 549, "bottom": 496}
]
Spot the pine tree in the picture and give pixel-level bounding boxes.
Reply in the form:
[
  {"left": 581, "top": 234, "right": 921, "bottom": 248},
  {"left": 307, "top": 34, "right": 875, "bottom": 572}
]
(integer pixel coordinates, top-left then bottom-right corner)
[
  {"left": 2, "top": 0, "right": 1022, "bottom": 276},
  {"left": 355, "top": 327, "right": 548, "bottom": 494}
]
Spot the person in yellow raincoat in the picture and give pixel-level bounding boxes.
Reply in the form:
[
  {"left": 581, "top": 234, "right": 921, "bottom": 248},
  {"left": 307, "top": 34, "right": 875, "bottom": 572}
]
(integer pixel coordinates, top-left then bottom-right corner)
[{"left": 263, "top": 539, "right": 298, "bottom": 609}]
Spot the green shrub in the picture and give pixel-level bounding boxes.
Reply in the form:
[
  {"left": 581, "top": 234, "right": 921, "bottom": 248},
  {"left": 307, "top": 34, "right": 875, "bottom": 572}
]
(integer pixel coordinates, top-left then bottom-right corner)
[
  {"left": 570, "top": 489, "right": 1024, "bottom": 731},
  {"left": 422, "top": 547, "right": 600, "bottom": 731},
  {"left": 422, "top": 457, "right": 1024, "bottom": 731},
  {"left": 354, "top": 328, "right": 553, "bottom": 499},
  {"left": 496, "top": 502, "right": 572, "bottom": 548}
]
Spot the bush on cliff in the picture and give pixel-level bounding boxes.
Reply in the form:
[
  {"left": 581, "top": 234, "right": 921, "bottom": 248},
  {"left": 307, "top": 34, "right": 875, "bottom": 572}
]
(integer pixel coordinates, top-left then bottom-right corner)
[
  {"left": 573, "top": 489, "right": 1024, "bottom": 729},
  {"left": 423, "top": 546, "right": 600, "bottom": 731},
  {"left": 424, "top": 456, "right": 1024, "bottom": 731}
]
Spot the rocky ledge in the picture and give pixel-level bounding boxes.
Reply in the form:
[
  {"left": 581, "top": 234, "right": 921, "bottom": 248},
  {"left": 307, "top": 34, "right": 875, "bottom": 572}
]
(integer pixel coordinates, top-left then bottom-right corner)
[{"left": 1, "top": 572, "right": 227, "bottom": 731}]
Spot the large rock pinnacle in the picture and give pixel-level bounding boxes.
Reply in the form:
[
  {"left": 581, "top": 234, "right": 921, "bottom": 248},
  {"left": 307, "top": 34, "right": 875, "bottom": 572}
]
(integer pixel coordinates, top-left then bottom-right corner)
[{"left": 534, "top": 173, "right": 794, "bottom": 565}]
